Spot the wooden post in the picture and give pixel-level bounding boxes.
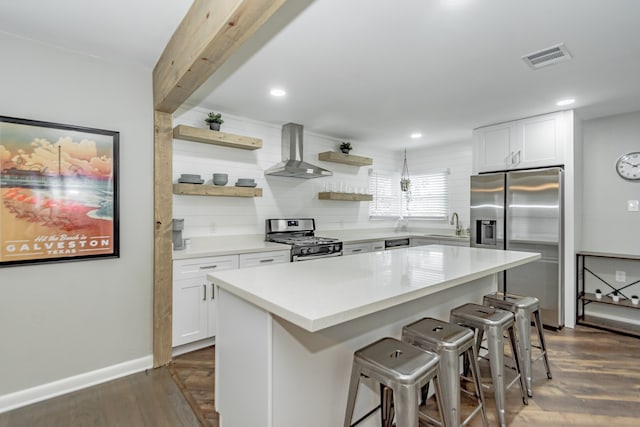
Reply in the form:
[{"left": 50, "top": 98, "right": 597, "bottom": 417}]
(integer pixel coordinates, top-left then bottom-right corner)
[
  {"left": 152, "top": 0, "right": 295, "bottom": 367},
  {"left": 153, "top": 110, "right": 173, "bottom": 367},
  {"left": 153, "top": 0, "right": 288, "bottom": 113}
]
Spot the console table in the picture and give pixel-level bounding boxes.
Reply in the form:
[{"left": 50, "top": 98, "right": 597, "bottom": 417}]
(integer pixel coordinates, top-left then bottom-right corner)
[{"left": 576, "top": 251, "right": 640, "bottom": 337}]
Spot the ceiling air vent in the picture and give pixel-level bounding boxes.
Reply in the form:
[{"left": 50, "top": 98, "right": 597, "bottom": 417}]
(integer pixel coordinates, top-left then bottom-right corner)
[{"left": 522, "top": 43, "right": 572, "bottom": 69}]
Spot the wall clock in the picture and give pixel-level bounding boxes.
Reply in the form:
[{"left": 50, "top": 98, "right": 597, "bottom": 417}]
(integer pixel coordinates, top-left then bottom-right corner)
[{"left": 615, "top": 152, "right": 640, "bottom": 180}]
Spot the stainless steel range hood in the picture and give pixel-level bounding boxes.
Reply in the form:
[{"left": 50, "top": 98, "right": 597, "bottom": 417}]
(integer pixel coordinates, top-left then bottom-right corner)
[{"left": 264, "top": 123, "right": 333, "bottom": 179}]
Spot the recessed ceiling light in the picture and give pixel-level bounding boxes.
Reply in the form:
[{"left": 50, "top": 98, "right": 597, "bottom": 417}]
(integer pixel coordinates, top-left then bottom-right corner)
[
  {"left": 270, "top": 88, "right": 286, "bottom": 97},
  {"left": 556, "top": 98, "right": 575, "bottom": 106},
  {"left": 410, "top": 133, "right": 422, "bottom": 139}
]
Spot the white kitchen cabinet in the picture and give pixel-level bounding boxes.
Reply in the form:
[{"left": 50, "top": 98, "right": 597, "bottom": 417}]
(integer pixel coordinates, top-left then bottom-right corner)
[
  {"left": 371, "top": 240, "right": 386, "bottom": 251},
  {"left": 342, "top": 242, "right": 372, "bottom": 255},
  {"left": 172, "top": 255, "right": 239, "bottom": 347},
  {"left": 411, "top": 238, "right": 440, "bottom": 247},
  {"left": 473, "top": 111, "right": 566, "bottom": 173},
  {"left": 239, "top": 250, "right": 290, "bottom": 268}
]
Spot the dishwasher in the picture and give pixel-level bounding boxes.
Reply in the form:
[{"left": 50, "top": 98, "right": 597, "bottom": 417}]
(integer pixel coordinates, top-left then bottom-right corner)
[{"left": 384, "top": 237, "right": 411, "bottom": 250}]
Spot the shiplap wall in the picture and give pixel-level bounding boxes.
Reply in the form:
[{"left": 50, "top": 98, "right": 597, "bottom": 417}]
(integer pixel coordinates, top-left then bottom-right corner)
[
  {"left": 172, "top": 105, "right": 472, "bottom": 237},
  {"left": 406, "top": 141, "right": 473, "bottom": 231}
]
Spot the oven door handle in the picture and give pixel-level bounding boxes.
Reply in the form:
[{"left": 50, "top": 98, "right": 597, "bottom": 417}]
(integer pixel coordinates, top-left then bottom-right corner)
[{"left": 293, "top": 252, "right": 343, "bottom": 262}]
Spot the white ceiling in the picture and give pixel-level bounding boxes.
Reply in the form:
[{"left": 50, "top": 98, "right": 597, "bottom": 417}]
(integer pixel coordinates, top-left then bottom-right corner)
[
  {"left": 3, "top": 0, "right": 640, "bottom": 150},
  {"left": 0, "top": 0, "right": 192, "bottom": 68}
]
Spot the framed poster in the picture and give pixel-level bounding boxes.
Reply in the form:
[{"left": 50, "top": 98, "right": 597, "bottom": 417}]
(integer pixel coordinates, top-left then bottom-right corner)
[{"left": 0, "top": 116, "right": 119, "bottom": 267}]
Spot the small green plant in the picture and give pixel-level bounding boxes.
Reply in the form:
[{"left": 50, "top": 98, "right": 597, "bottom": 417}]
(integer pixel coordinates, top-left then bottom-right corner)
[
  {"left": 339, "top": 142, "right": 352, "bottom": 152},
  {"left": 205, "top": 112, "right": 224, "bottom": 124}
]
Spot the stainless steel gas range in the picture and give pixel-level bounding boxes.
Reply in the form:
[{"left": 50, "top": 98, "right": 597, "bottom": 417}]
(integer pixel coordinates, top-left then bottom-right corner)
[{"left": 265, "top": 218, "right": 342, "bottom": 262}]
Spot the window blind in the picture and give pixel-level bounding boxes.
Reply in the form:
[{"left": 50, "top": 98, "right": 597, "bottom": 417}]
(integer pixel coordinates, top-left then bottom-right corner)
[
  {"left": 401, "top": 170, "right": 449, "bottom": 218},
  {"left": 368, "top": 170, "right": 400, "bottom": 218}
]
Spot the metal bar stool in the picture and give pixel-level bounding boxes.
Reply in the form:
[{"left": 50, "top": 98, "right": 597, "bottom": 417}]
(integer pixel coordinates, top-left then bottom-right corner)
[
  {"left": 402, "top": 317, "right": 489, "bottom": 427},
  {"left": 344, "top": 337, "right": 445, "bottom": 427},
  {"left": 449, "top": 303, "right": 528, "bottom": 427},
  {"left": 482, "top": 292, "right": 552, "bottom": 397}
]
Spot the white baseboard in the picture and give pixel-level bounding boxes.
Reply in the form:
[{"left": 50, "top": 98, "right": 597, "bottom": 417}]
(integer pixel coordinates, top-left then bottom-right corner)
[
  {"left": 0, "top": 355, "right": 153, "bottom": 414},
  {"left": 171, "top": 337, "right": 215, "bottom": 357}
]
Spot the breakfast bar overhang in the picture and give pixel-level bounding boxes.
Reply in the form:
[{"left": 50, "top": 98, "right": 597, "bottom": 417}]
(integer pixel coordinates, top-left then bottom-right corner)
[{"left": 209, "top": 245, "right": 540, "bottom": 427}]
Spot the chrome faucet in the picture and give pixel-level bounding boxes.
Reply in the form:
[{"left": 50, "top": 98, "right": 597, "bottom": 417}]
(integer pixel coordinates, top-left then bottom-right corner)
[{"left": 450, "top": 212, "right": 462, "bottom": 236}]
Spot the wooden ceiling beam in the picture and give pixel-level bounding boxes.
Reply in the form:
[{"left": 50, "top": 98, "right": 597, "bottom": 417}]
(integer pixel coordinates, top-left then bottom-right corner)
[{"left": 153, "top": 0, "right": 288, "bottom": 114}]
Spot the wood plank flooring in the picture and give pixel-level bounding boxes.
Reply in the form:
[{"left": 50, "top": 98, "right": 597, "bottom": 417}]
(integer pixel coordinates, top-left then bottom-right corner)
[
  {"left": 168, "top": 347, "right": 219, "bottom": 427},
  {"left": 1, "top": 325, "right": 638, "bottom": 426},
  {"left": 0, "top": 367, "right": 200, "bottom": 427}
]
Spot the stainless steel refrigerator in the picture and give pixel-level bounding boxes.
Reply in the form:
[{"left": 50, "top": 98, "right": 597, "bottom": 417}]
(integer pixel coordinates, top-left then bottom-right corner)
[{"left": 470, "top": 167, "right": 563, "bottom": 329}]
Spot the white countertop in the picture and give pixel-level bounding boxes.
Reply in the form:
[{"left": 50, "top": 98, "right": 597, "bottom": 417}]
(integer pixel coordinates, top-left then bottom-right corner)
[
  {"left": 173, "top": 228, "right": 469, "bottom": 259},
  {"left": 173, "top": 234, "right": 290, "bottom": 259},
  {"left": 209, "top": 245, "right": 540, "bottom": 332}
]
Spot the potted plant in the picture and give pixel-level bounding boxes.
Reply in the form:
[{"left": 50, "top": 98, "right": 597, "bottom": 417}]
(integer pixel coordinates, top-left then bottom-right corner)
[
  {"left": 612, "top": 290, "right": 620, "bottom": 303},
  {"left": 205, "top": 112, "right": 224, "bottom": 131},
  {"left": 632, "top": 295, "right": 639, "bottom": 305},
  {"left": 595, "top": 289, "right": 602, "bottom": 299},
  {"left": 339, "top": 142, "right": 352, "bottom": 154}
]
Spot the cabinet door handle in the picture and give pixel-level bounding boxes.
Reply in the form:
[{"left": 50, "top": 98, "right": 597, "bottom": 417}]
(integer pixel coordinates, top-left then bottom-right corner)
[
  {"left": 259, "top": 258, "right": 275, "bottom": 263},
  {"left": 199, "top": 265, "right": 218, "bottom": 270},
  {"left": 515, "top": 149, "right": 521, "bottom": 164},
  {"left": 509, "top": 151, "right": 515, "bottom": 165},
  {"left": 203, "top": 284, "right": 207, "bottom": 301},
  {"left": 210, "top": 283, "right": 215, "bottom": 300},
  {"left": 352, "top": 248, "right": 362, "bottom": 252}
]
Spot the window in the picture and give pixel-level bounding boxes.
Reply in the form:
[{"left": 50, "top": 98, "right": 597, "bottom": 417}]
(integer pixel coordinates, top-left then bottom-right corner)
[
  {"left": 368, "top": 170, "right": 400, "bottom": 217},
  {"left": 369, "top": 169, "right": 449, "bottom": 219},
  {"left": 402, "top": 169, "right": 449, "bottom": 219}
]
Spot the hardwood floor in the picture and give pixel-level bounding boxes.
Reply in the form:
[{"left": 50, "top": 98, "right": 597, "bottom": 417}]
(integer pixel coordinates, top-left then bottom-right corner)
[
  {"left": 0, "top": 367, "right": 200, "bottom": 427},
  {"left": 169, "top": 347, "right": 219, "bottom": 427},
  {"left": 1, "top": 325, "right": 638, "bottom": 426}
]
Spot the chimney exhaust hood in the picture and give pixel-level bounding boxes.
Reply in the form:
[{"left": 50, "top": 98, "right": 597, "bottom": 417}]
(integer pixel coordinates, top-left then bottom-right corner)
[{"left": 264, "top": 123, "right": 333, "bottom": 179}]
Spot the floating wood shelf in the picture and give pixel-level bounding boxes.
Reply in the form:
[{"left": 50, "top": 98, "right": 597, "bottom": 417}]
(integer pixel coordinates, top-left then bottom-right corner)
[
  {"left": 173, "top": 124, "right": 262, "bottom": 150},
  {"left": 318, "top": 151, "right": 373, "bottom": 166},
  {"left": 318, "top": 192, "right": 373, "bottom": 201},
  {"left": 173, "top": 183, "right": 263, "bottom": 197}
]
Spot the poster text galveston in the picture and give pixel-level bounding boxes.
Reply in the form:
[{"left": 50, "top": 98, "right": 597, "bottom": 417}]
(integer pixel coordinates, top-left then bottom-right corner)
[{"left": 0, "top": 116, "right": 118, "bottom": 266}]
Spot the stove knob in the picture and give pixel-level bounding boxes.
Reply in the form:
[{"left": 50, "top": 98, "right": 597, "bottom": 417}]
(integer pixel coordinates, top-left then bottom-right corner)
[
  {"left": 301, "top": 247, "right": 310, "bottom": 255},
  {"left": 334, "top": 244, "right": 341, "bottom": 252}
]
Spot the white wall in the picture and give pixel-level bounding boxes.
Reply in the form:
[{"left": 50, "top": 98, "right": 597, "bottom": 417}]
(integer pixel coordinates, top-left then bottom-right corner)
[
  {"left": 173, "top": 106, "right": 468, "bottom": 237},
  {"left": 582, "top": 110, "right": 640, "bottom": 254},
  {"left": 579, "top": 110, "right": 640, "bottom": 325},
  {"left": 407, "top": 140, "right": 473, "bottom": 231},
  {"left": 172, "top": 105, "right": 402, "bottom": 236},
  {"left": 0, "top": 33, "right": 153, "bottom": 406}
]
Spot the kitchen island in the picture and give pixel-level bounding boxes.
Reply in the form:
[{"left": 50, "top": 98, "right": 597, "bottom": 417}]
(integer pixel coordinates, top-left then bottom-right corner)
[{"left": 209, "top": 245, "right": 540, "bottom": 427}]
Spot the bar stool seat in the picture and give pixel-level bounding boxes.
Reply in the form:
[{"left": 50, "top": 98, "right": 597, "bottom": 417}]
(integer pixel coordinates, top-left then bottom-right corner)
[
  {"left": 483, "top": 292, "right": 552, "bottom": 397},
  {"left": 344, "top": 337, "right": 445, "bottom": 427},
  {"left": 450, "top": 303, "right": 528, "bottom": 427},
  {"left": 402, "top": 317, "right": 489, "bottom": 427}
]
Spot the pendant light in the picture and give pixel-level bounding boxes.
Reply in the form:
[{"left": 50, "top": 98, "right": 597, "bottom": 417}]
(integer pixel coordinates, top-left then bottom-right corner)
[{"left": 400, "top": 149, "right": 411, "bottom": 192}]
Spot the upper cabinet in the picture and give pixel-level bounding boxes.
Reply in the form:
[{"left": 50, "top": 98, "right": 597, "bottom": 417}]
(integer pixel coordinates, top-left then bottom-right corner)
[{"left": 472, "top": 111, "right": 566, "bottom": 173}]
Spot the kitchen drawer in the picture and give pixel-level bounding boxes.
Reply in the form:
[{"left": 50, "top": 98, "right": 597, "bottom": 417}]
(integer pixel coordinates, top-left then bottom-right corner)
[
  {"left": 239, "top": 250, "right": 290, "bottom": 268},
  {"left": 370, "top": 240, "right": 386, "bottom": 251},
  {"left": 411, "top": 238, "right": 440, "bottom": 247},
  {"left": 343, "top": 242, "right": 372, "bottom": 255},
  {"left": 173, "top": 255, "right": 239, "bottom": 280}
]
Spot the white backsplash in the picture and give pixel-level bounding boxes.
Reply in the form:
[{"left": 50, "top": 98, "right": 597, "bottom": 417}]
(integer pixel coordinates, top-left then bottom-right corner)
[{"left": 172, "top": 105, "right": 471, "bottom": 237}]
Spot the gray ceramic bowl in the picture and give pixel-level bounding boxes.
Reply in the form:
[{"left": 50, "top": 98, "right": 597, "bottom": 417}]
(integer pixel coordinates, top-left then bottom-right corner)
[{"left": 213, "top": 173, "right": 228, "bottom": 186}]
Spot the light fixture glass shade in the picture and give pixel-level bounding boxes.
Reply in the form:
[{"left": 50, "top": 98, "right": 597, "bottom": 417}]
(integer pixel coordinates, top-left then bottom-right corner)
[{"left": 400, "top": 149, "right": 410, "bottom": 192}]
